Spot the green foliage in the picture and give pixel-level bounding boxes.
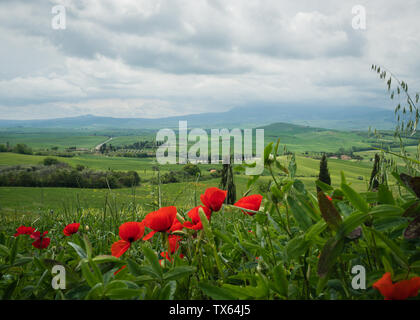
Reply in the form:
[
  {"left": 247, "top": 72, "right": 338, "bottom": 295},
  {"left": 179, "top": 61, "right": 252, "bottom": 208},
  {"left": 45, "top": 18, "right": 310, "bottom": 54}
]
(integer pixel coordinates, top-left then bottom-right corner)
[
  {"left": 0, "top": 163, "right": 141, "bottom": 188},
  {"left": 43, "top": 157, "right": 60, "bottom": 166},
  {"left": 1, "top": 136, "right": 420, "bottom": 301}
]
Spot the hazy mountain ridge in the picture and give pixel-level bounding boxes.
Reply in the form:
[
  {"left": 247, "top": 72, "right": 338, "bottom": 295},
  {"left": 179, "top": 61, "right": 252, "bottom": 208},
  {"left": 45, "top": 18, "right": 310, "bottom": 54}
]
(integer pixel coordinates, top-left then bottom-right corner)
[{"left": 0, "top": 105, "right": 395, "bottom": 131}]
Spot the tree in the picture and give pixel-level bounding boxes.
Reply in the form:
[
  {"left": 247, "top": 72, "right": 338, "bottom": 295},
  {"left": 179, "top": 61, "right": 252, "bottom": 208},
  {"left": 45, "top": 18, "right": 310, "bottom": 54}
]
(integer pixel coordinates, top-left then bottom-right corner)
[
  {"left": 317, "top": 154, "right": 331, "bottom": 193},
  {"left": 219, "top": 155, "right": 236, "bottom": 204},
  {"left": 183, "top": 163, "right": 201, "bottom": 177},
  {"left": 43, "top": 157, "right": 60, "bottom": 166},
  {"left": 13, "top": 143, "right": 32, "bottom": 155},
  {"left": 369, "top": 153, "right": 380, "bottom": 191},
  {"left": 99, "top": 143, "right": 107, "bottom": 154}
]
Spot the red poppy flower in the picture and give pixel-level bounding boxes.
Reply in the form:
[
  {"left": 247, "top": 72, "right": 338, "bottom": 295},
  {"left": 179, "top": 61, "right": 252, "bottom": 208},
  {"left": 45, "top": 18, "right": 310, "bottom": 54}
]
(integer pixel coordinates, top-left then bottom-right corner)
[
  {"left": 234, "top": 194, "right": 263, "bottom": 216},
  {"left": 111, "top": 222, "right": 145, "bottom": 258},
  {"left": 14, "top": 225, "right": 35, "bottom": 237},
  {"left": 373, "top": 272, "right": 420, "bottom": 300},
  {"left": 63, "top": 223, "right": 80, "bottom": 236},
  {"left": 30, "top": 231, "right": 51, "bottom": 249},
  {"left": 143, "top": 206, "right": 177, "bottom": 240},
  {"left": 168, "top": 235, "right": 182, "bottom": 253},
  {"left": 183, "top": 206, "right": 212, "bottom": 230},
  {"left": 200, "top": 187, "right": 227, "bottom": 212},
  {"left": 168, "top": 217, "right": 184, "bottom": 234}
]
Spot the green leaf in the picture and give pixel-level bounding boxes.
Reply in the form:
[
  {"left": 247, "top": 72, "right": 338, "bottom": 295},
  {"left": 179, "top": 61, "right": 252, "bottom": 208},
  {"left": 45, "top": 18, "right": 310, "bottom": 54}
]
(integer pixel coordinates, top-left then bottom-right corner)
[
  {"left": 264, "top": 142, "right": 273, "bottom": 164},
  {"left": 88, "top": 260, "right": 103, "bottom": 285},
  {"left": 340, "top": 171, "right": 347, "bottom": 185},
  {"left": 81, "top": 261, "right": 100, "bottom": 288},
  {"left": 9, "top": 236, "right": 19, "bottom": 264},
  {"left": 127, "top": 258, "right": 160, "bottom": 279},
  {"left": 370, "top": 205, "right": 404, "bottom": 218},
  {"left": 163, "top": 266, "right": 196, "bottom": 281},
  {"left": 198, "top": 282, "right": 235, "bottom": 300},
  {"left": 273, "top": 138, "right": 281, "bottom": 160},
  {"left": 2, "top": 280, "right": 18, "bottom": 300},
  {"left": 141, "top": 245, "right": 163, "bottom": 280},
  {"left": 83, "top": 234, "right": 93, "bottom": 259},
  {"left": 288, "top": 154, "right": 297, "bottom": 178},
  {"left": 377, "top": 185, "right": 395, "bottom": 205},
  {"left": 317, "top": 237, "right": 345, "bottom": 277},
  {"left": 104, "top": 280, "right": 128, "bottom": 293},
  {"left": 316, "top": 274, "right": 329, "bottom": 296},
  {"left": 317, "top": 191, "right": 342, "bottom": 231},
  {"left": 293, "top": 179, "right": 305, "bottom": 193},
  {"left": 93, "top": 255, "right": 125, "bottom": 265},
  {"left": 127, "top": 259, "right": 143, "bottom": 277},
  {"left": 267, "top": 213, "right": 282, "bottom": 234},
  {"left": 0, "top": 244, "right": 10, "bottom": 257},
  {"left": 381, "top": 256, "right": 393, "bottom": 274},
  {"left": 341, "top": 183, "right": 369, "bottom": 213},
  {"left": 371, "top": 229, "right": 409, "bottom": 268},
  {"left": 336, "top": 212, "right": 368, "bottom": 238},
  {"left": 315, "top": 179, "right": 333, "bottom": 193},
  {"left": 275, "top": 161, "right": 289, "bottom": 174},
  {"left": 272, "top": 264, "right": 288, "bottom": 298},
  {"left": 159, "top": 281, "right": 177, "bottom": 300},
  {"left": 296, "top": 193, "right": 321, "bottom": 222},
  {"left": 213, "top": 229, "right": 235, "bottom": 246},
  {"left": 287, "top": 196, "right": 312, "bottom": 231},
  {"left": 285, "top": 235, "right": 310, "bottom": 260},
  {"left": 305, "top": 220, "right": 327, "bottom": 241},
  {"left": 222, "top": 282, "right": 269, "bottom": 299},
  {"left": 13, "top": 257, "right": 33, "bottom": 267},
  {"left": 85, "top": 283, "right": 104, "bottom": 300},
  {"left": 68, "top": 242, "right": 87, "bottom": 259},
  {"left": 221, "top": 284, "right": 251, "bottom": 299}
]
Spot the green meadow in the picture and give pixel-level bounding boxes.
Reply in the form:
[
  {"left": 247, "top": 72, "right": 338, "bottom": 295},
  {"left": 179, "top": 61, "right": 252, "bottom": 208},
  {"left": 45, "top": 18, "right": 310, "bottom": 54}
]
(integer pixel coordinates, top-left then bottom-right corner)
[
  {"left": 0, "top": 153, "right": 378, "bottom": 214},
  {"left": 0, "top": 122, "right": 411, "bottom": 215}
]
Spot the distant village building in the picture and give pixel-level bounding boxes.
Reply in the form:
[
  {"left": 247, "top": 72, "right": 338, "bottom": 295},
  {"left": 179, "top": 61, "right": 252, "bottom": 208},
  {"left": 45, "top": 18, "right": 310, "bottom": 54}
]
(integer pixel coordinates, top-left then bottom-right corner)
[
  {"left": 329, "top": 156, "right": 339, "bottom": 159},
  {"left": 340, "top": 155, "right": 352, "bottom": 160}
]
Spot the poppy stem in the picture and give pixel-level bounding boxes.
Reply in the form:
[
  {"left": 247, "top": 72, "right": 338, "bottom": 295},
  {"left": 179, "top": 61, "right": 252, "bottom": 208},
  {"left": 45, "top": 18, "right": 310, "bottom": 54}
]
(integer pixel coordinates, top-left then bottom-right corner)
[
  {"left": 163, "top": 232, "right": 171, "bottom": 263},
  {"left": 274, "top": 204, "right": 292, "bottom": 237}
]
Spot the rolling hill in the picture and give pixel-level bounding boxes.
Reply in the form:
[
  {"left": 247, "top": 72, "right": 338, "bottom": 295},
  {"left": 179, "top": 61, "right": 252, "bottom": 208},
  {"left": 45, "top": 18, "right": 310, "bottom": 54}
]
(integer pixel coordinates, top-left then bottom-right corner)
[{"left": 0, "top": 104, "right": 395, "bottom": 130}]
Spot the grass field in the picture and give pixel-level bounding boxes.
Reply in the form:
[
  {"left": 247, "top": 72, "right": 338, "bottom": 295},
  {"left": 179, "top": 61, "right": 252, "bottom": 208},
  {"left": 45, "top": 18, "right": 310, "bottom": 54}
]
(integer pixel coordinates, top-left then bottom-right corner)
[
  {"left": 0, "top": 151, "right": 378, "bottom": 213},
  {"left": 0, "top": 131, "right": 109, "bottom": 150},
  {"left": 0, "top": 123, "right": 412, "bottom": 215},
  {"left": 261, "top": 123, "right": 372, "bottom": 153}
]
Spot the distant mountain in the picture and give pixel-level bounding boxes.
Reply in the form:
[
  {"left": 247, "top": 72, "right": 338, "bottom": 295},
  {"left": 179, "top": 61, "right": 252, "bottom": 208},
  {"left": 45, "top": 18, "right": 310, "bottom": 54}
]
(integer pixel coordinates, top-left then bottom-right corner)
[{"left": 0, "top": 105, "right": 395, "bottom": 131}]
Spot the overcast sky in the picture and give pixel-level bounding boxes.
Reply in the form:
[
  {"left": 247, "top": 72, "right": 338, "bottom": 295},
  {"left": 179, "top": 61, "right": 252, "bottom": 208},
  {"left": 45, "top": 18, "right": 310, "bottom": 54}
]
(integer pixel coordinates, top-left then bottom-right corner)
[{"left": 0, "top": 0, "right": 419, "bottom": 120}]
